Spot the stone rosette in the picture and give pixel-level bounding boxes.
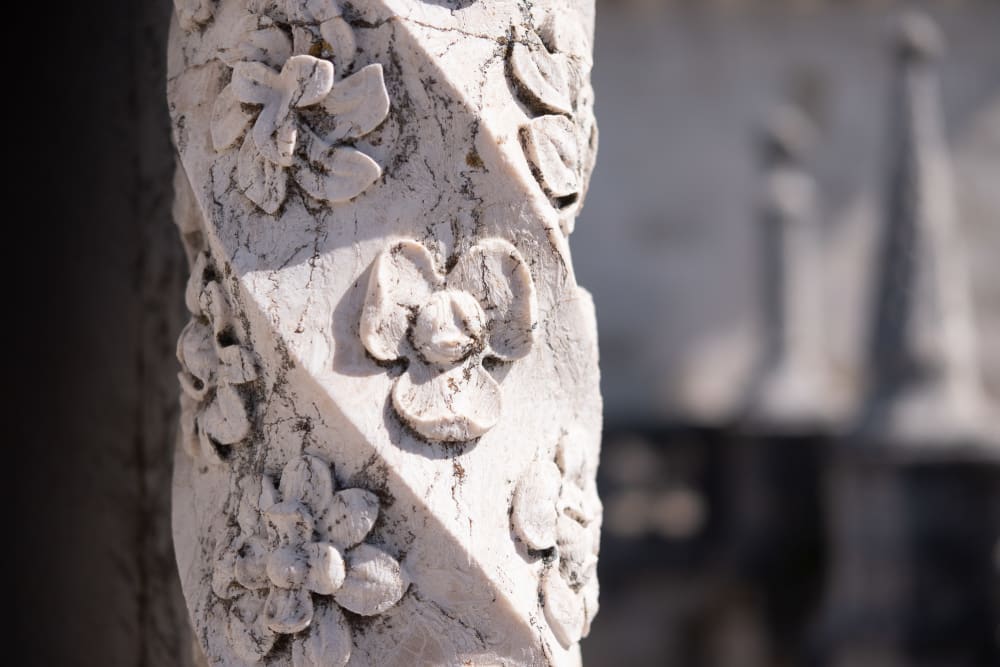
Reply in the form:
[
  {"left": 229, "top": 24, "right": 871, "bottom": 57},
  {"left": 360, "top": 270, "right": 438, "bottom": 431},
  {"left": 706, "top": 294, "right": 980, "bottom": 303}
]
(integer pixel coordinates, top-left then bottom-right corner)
[
  {"left": 212, "top": 454, "right": 409, "bottom": 665},
  {"left": 360, "top": 239, "right": 538, "bottom": 443},
  {"left": 511, "top": 432, "right": 602, "bottom": 648}
]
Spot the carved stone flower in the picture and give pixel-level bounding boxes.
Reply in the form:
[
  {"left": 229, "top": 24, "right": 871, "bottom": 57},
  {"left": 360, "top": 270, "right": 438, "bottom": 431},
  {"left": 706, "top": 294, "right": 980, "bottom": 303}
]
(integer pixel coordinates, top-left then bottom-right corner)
[
  {"left": 510, "top": 22, "right": 598, "bottom": 235},
  {"left": 177, "top": 252, "right": 258, "bottom": 465},
  {"left": 213, "top": 455, "right": 409, "bottom": 665},
  {"left": 211, "top": 8, "right": 390, "bottom": 214},
  {"left": 511, "top": 436, "right": 601, "bottom": 648},
  {"left": 360, "top": 239, "right": 538, "bottom": 443}
]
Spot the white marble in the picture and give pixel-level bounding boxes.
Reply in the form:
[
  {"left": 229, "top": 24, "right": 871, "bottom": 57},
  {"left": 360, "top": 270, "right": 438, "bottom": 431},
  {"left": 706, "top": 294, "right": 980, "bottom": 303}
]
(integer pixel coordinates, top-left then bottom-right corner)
[{"left": 169, "top": 1, "right": 602, "bottom": 665}]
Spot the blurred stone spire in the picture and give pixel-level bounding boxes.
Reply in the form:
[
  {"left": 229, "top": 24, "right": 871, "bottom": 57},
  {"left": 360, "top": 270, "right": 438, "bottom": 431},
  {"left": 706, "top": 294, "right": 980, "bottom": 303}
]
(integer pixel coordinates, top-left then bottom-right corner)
[
  {"left": 743, "top": 103, "right": 831, "bottom": 433},
  {"left": 861, "top": 12, "right": 997, "bottom": 454}
]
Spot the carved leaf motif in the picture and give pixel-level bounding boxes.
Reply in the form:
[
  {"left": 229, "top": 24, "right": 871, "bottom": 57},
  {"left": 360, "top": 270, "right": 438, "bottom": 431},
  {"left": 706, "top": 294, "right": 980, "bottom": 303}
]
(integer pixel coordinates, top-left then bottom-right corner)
[
  {"left": 280, "top": 455, "right": 336, "bottom": 517},
  {"left": 228, "top": 590, "right": 277, "bottom": 662},
  {"left": 305, "top": 542, "right": 346, "bottom": 595},
  {"left": 219, "top": 15, "right": 292, "bottom": 68},
  {"left": 522, "top": 115, "right": 580, "bottom": 199},
  {"left": 295, "top": 140, "right": 382, "bottom": 205},
  {"left": 334, "top": 544, "right": 409, "bottom": 616},
  {"left": 447, "top": 239, "right": 538, "bottom": 361},
  {"left": 292, "top": 603, "right": 352, "bottom": 667},
  {"left": 391, "top": 361, "right": 502, "bottom": 443},
  {"left": 510, "top": 42, "right": 572, "bottom": 115},
  {"left": 211, "top": 84, "right": 255, "bottom": 152},
  {"left": 201, "top": 383, "right": 252, "bottom": 445},
  {"left": 264, "top": 585, "right": 314, "bottom": 634},
  {"left": 319, "top": 488, "right": 380, "bottom": 551},
  {"left": 541, "top": 568, "right": 585, "bottom": 649},
  {"left": 360, "top": 241, "right": 441, "bottom": 361},
  {"left": 320, "top": 64, "right": 390, "bottom": 142},
  {"left": 238, "top": 133, "right": 287, "bottom": 214},
  {"left": 512, "top": 460, "right": 562, "bottom": 551}
]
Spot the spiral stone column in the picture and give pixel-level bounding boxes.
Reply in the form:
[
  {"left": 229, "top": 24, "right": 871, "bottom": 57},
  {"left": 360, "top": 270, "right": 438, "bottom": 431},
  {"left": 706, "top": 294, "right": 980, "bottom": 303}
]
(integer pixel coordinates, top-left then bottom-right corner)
[{"left": 168, "top": 1, "right": 603, "bottom": 665}]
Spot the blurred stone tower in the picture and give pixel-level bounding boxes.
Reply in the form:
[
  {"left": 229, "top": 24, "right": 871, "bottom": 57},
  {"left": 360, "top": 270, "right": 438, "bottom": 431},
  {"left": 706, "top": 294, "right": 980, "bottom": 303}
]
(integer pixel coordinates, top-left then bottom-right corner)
[{"left": 822, "top": 12, "right": 1000, "bottom": 667}]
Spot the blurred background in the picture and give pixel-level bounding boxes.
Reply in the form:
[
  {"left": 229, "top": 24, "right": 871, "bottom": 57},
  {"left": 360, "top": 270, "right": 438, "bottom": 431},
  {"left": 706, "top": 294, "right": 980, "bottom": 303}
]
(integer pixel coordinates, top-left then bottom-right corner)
[{"left": 18, "top": 0, "right": 999, "bottom": 665}]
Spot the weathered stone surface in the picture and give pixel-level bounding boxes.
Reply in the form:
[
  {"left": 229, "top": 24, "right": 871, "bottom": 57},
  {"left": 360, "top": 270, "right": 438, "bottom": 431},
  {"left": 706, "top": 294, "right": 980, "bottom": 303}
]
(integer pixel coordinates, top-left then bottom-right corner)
[{"left": 169, "top": 1, "right": 602, "bottom": 664}]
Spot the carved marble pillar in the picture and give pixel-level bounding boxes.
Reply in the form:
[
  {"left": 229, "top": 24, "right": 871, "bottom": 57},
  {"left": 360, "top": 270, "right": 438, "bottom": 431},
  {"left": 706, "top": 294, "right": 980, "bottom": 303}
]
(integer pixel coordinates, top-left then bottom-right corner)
[{"left": 168, "top": 1, "right": 602, "bottom": 665}]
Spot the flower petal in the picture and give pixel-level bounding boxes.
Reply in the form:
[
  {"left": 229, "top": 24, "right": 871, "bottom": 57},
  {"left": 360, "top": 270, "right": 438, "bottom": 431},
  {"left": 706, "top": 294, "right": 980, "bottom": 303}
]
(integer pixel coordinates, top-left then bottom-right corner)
[
  {"left": 392, "top": 361, "right": 501, "bottom": 442},
  {"left": 229, "top": 590, "right": 277, "bottom": 661},
  {"left": 230, "top": 61, "right": 281, "bottom": 105},
  {"left": 359, "top": 240, "right": 441, "bottom": 362},
  {"left": 267, "top": 546, "right": 311, "bottom": 589},
  {"left": 258, "top": 475, "right": 280, "bottom": 515},
  {"left": 211, "top": 84, "right": 256, "bottom": 152},
  {"left": 556, "top": 515, "right": 593, "bottom": 586},
  {"left": 265, "top": 500, "right": 315, "bottom": 546},
  {"left": 510, "top": 41, "right": 572, "bottom": 115},
  {"left": 319, "top": 16, "right": 356, "bottom": 73},
  {"left": 238, "top": 132, "right": 287, "bottom": 214},
  {"left": 201, "top": 383, "right": 251, "bottom": 445},
  {"left": 334, "top": 544, "right": 409, "bottom": 616},
  {"left": 254, "top": 105, "right": 298, "bottom": 168},
  {"left": 320, "top": 64, "right": 390, "bottom": 142},
  {"left": 511, "top": 459, "right": 561, "bottom": 550},
  {"left": 292, "top": 603, "right": 352, "bottom": 667},
  {"left": 235, "top": 537, "right": 270, "bottom": 590},
  {"left": 305, "top": 542, "right": 346, "bottom": 595},
  {"left": 282, "top": 55, "right": 335, "bottom": 108},
  {"left": 220, "top": 16, "right": 292, "bottom": 69},
  {"left": 184, "top": 251, "right": 209, "bottom": 315},
  {"left": 318, "top": 488, "right": 380, "bottom": 550},
  {"left": 280, "top": 455, "right": 336, "bottom": 517},
  {"left": 198, "top": 280, "right": 234, "bottom": 336},
  {"left": 264, "top": 585, "right": 315, "bottom": 634},
  {"left": 307, "top": 0, "right": 344, "bottom": 22},
  {"left": 541, "top": 568, "right": 584, "bottom": 649},
  {"left": 295, "top": 141, "right": 382, "bottom": 204},
  {"left": 212, "top": 530, "right": 240, "bottom": 599},
  {"left": 177, "top": 320, "right": 217, "bottom": 400},
  {"left": 217, "top": 345, "right": 258, "bottom": 384},
  {"left": 447, "top": 239, "right": 537, "bottom": 361},
  {"left": 522, "top": 114, "right": 580, "bottom": 198},
  {"left": 197, "top": 425, "right": 226, "bottom": 465}
]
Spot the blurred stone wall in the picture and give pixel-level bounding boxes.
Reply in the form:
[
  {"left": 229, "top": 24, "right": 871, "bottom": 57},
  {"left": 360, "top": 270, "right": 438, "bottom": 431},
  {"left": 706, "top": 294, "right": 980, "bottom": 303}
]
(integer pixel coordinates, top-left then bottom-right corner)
[{"left": 576, "top": 0, "right": 1000, "bottom": 425}]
